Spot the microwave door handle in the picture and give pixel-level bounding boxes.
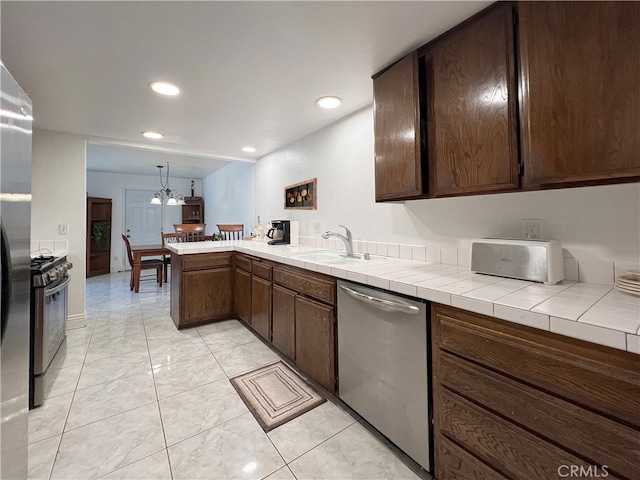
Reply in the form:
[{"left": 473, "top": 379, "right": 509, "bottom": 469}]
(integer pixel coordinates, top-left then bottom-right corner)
[
  {"left": 339, "top": 284, "right": 420, "bottom": 315},
  {"left": 0, "top": 222, "right": 12, "bottom": 343}
]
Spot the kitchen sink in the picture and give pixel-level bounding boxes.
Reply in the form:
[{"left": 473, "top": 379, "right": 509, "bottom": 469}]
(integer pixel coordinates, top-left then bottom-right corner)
[{"left": 287, "top": 250, "right": 386, "bottom": 264}]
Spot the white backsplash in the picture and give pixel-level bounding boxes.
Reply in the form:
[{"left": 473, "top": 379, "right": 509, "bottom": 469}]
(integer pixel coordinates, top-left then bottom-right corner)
[
  {"left": 298, "top": 235, "right": 636, "bottom": 286},
  {"left": 31, "top": 239, "right": 69, "bottom": 258},
  {"left": 202, "top": 105, "right": 639, "bottom": 285}
]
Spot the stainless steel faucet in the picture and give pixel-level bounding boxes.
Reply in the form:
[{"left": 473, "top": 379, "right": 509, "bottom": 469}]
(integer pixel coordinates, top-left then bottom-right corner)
[{"left": 322, "top": 225, "right": 358, "bottom": 258}]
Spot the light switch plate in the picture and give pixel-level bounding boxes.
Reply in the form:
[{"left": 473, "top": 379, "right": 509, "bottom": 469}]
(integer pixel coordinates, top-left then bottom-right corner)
[{"left": 59, "top": 223, "right": 69, "bottom": 235}]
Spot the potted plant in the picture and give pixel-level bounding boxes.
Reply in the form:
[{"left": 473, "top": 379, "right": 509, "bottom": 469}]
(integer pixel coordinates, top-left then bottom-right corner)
[{"left": 91, "top": 221, "right": 111, "bottom": 251}]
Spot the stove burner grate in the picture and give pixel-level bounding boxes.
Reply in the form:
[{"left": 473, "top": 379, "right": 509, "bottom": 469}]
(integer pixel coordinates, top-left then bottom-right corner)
[{"left": 30, "top": 256, "right": 55, "bottom": 268}]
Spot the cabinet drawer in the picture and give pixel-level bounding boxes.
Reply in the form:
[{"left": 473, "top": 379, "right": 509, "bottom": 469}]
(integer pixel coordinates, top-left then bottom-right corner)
[
  {"left": 433, "top": 305, "right": 640, "bottom": 428},
  {"left": 439, "top": 352, "right": 639, "bottom": 479},
  {"left": 273, "top": 266, "right": 335, "bottom": 305},
  {"left": 183, "top": 252, "right": 232, "bottom": 271},
  {"left": 235, "top": 254, "right": 252, "bottom": 272},
  {"left": 252, "top": 261, "right": 272, "bottom": 281},
  {"left": 437, "top": 436, "right": 507, "bottom": 480},
  {"left": 438, "top": 389, "right": 622, "bottom": 480}
]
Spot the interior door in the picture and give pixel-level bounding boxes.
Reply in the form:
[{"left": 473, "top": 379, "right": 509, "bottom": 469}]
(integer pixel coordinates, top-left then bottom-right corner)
[{"left": 124, "top": 189, "right": 163, "bottom": 251}]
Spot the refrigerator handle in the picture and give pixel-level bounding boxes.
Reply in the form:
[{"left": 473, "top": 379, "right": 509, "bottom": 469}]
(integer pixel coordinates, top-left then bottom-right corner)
[
  {"left": 0, "top": 221, "right": 12, "bottom": 342},
  {"left": 339, "top": 284, "right": 420, "bottom": 315}
]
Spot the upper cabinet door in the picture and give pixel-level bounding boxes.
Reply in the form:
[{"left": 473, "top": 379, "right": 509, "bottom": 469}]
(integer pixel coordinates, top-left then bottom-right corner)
[
  {"left": 429, "top": 3, "right": 519, "bottom": 197},
  {"left": 373, "top": 52, "right": 424, "bottom": 201},
  {"left": 518, "top": 2, "right": 640, "bottom": 187}
]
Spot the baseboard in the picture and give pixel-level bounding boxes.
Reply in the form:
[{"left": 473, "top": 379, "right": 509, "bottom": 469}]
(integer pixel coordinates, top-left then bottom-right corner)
[{"left": 67, "top": 312, "right": 87, "bottom": 330}]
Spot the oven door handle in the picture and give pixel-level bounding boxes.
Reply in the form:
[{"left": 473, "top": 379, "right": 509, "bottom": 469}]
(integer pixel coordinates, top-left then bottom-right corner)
[{"left": 44, "top": 276, "right": 71, "bottom": 296}]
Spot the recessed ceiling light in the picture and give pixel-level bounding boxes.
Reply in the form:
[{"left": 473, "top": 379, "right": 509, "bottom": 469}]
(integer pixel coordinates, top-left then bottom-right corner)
[
  {"left": 316, "top": 96, "right": 342, "bottom": 109},
  {"left": 241, "top": 146, "right": 257, "bottom": 153},
  {"left": 142, "top": 131, "right": 163, "bottom": 139},
  {"left": 149, "top": 81, "right": 181, "bottom": 96}
]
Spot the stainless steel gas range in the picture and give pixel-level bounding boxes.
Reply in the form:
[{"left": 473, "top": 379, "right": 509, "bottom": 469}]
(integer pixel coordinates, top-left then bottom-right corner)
[{"left": 29, "top": 255, "right": 72, "bottom": 408}]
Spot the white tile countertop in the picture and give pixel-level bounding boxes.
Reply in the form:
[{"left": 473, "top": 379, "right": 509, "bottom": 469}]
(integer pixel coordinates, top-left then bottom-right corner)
[{"left": 167, "top": 240, "right": 640, "bottom": 355}]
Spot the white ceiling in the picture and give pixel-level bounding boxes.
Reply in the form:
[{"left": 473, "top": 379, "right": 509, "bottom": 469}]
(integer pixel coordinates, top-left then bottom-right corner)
[{"left": 1, "top": 1, "right": 490, "bottom": 179}]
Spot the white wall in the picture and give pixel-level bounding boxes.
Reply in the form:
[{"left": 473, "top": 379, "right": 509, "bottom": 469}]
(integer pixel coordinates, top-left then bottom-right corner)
[
  {"left": 255, "top": 106, "right": 640, "bottom": 266},
  {"left": 31, "top": 129, "right": 86, "bottom": 322},
  {"left": 87, "top": 171, "right": 202, "bottom": 271},
  {"left": 203, "top": 161, "right": 256, "bottom": 237}
]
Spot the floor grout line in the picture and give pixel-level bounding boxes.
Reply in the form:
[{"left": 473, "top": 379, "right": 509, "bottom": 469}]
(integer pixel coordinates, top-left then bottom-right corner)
[{"left": 32, "top": 271, "right": 427, "bottom": 480}]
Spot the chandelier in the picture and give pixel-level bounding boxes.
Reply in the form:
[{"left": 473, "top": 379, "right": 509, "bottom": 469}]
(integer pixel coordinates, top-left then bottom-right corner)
[{"left": 150, "top": 162, "right": 186, "bottom": 206}]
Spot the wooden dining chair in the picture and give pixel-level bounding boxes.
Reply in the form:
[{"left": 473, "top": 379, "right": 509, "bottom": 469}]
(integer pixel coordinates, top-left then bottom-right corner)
[
  {"left": 161, "top": 232, "right": 178, "bottom": 281},
  {"left": 174, "top": 223, "right": 206, "bottom": 242},
  {"left": 121, "top": 234, "right": 163, "bottom": 291},
  {"left": 217, "top": 224, "right": 244, "bottom": 240}
]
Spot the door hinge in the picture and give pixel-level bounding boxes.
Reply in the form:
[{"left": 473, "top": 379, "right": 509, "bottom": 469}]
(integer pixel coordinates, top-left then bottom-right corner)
[{"left": 518, "top": 161, "right": 524, "bottom": 176}]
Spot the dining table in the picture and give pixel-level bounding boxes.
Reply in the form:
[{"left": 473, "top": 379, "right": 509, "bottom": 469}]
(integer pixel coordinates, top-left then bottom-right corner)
[{"left": 130, "top": 244, "right": 170, "bottom": 293}]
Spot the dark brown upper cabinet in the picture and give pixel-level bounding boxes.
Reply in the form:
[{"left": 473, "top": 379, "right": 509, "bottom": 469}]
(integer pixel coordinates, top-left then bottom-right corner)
[
  {"left": 518, "top": 1, "right": 640, "bottom": 188},
  {"left": 427, "top": 3, "right": 519, "bottom": 197},
  {"left": 373, "top": 52, "right": 425, "bottom": 201},
  {"left": 373, "top": 2, "right": 639, "bottom": 201}
]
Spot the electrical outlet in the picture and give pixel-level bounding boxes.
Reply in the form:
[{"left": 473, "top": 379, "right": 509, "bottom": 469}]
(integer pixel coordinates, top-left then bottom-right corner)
[
  {"left": 313, "top": 222, "right": 321, "bottom": 234},
  {"left": 59, "top": 223, "right": 69, "bottom": 235},
  {"left": 521, "top": 219, "right": 542, "bottom": 239}
]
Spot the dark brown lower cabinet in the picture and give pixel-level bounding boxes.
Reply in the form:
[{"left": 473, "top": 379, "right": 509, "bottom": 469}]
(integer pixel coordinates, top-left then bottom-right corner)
[
  {"left": 295, "top": 296, "right": 336, "bottom": 393},
  {"left": 272, "top": 264, "right": 338, "bottom": 394},
  {"left": 177, "top": 253, "right": 338, "bottom": 393},
  {"left": 432, "top": 304, "right": 640, "bottom": 480},
  {"left": 272, "top": 284, "right": 296, "bottom": 360},
  {"left": 234, "top": 268, "right": 251, "bottom": 324},
  {"left": 170, "top": 252, "right": 233, "bottom": 329},
  {"left": 438, "top": 436, "right": 507, "bottom": 480},
  {"left": 251, "top": 276, "right": 271, "bottom": 340}
]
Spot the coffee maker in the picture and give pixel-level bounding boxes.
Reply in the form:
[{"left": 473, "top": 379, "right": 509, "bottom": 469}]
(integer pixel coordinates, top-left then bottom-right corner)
[{"left": 267, "top": 220, "right": 291, "bottom": 245}]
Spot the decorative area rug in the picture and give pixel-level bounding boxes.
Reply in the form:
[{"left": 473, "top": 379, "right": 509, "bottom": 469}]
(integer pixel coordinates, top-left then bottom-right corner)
[{"left": 230, "top": 361, "right": 326, "bottom": 432}]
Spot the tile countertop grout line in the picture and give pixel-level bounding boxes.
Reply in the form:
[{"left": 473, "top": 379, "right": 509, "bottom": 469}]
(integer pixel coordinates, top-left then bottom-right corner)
[{"left": 166, "top": 241, "right": 640, "bottom": 355}]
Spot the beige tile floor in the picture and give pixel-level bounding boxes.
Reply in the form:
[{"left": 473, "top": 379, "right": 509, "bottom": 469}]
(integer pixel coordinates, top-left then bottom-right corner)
[{"left": 27, "top": 271, "right": 430, "bottom": 480}]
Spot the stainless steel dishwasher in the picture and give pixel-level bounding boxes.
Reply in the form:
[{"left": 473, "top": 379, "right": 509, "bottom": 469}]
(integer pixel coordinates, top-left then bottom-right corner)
[{"left": 337, "top": 280, "right": 431, "bottom": 471}]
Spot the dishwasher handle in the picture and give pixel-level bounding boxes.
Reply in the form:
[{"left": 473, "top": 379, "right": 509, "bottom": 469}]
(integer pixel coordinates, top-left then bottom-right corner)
[{"left": 339, "top": 284, "right": 420, "bottom": 315}]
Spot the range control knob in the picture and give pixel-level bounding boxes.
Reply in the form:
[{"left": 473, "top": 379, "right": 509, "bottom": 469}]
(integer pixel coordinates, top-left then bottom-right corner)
[{"left": 47, "top": 270, "right": 59, "bottom": 283}]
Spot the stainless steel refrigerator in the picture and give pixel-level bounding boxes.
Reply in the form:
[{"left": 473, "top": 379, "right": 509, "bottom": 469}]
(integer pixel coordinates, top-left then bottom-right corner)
[{"left": 0, "top": 62, "right": 32, "bottom": 479}]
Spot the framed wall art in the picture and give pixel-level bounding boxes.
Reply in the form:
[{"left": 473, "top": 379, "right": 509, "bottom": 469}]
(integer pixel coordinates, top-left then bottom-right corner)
[{"left": 284, "top": 178, "right": 316, "bottom": 210}]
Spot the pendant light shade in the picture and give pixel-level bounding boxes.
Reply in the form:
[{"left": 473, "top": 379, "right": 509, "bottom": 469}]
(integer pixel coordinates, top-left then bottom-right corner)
[{"left": 150, "top": 162, "right": 186, "bottom": 206}]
